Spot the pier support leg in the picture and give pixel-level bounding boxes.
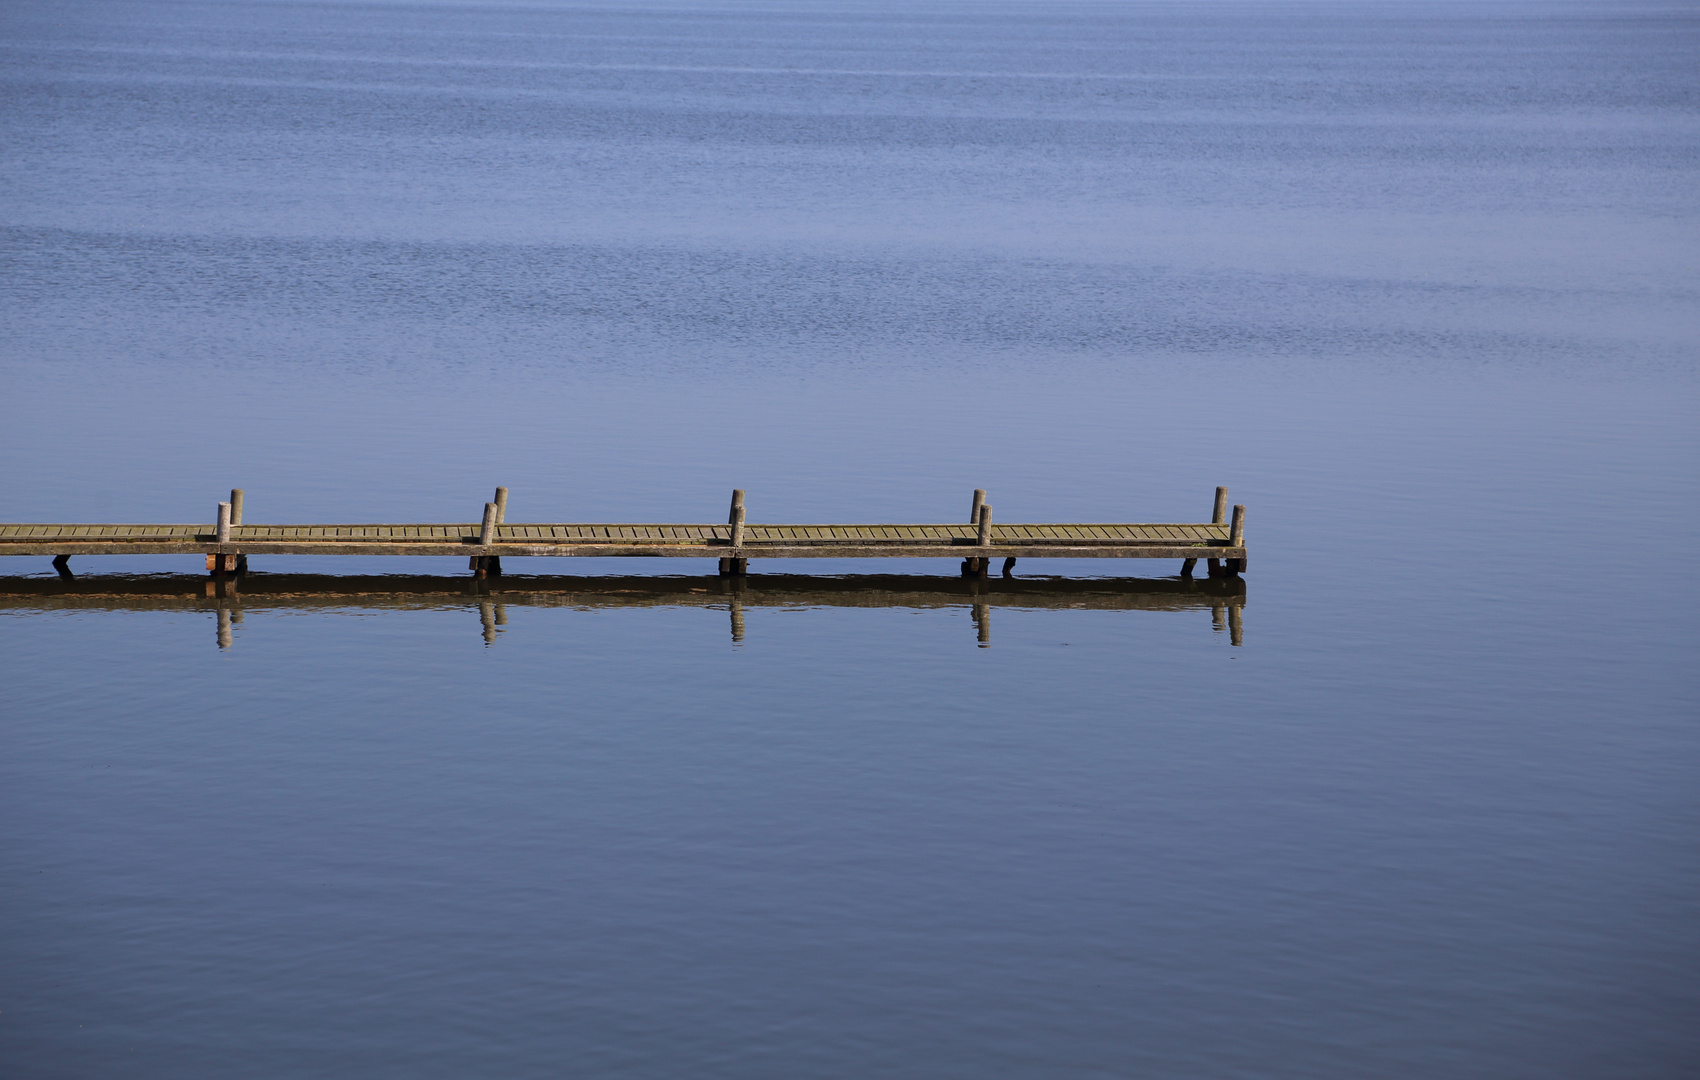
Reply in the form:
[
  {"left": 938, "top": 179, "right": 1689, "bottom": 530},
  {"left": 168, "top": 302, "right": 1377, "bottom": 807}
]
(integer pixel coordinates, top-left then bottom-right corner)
[
  {"left": 961, "top": 557, "right": 987, "bottom": 579},
  {"left": 207, "top": 553, "right": 240, "bottom": 576},
  {"left": 1001, "top": 557, "right": 1016, "bottom": 577},
  {"left": 469, "top": 555, "right": 502, "bottom": 578},
  {"left": 1180, "top": 558, "right": 1197, "bottom": 579},
  {"left": 1207, "top": 557, "right": 1223, "bottom": 577},
  {"left": 1225, "top": 558, "right": 1243, "bottom": 577},
  {"left": 719, "top": 557, "right": 747, "bottom": 577},
  {"left": 52, "top": 554, "right": 73, "bottom": 579}
]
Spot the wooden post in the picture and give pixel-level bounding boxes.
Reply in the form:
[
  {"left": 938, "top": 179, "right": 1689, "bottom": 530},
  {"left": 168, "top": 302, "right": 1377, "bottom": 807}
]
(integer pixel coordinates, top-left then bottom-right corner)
[
  {"left": 1181, "top": 558, "right": 1197, "bottom": 578},
  {"left": 494, "top": 487, "right": 508, "bottom": 525},
  {"left": 1207, "top": 491, "right": 1224, "bottom": 576},
  {"left": 1228, "top": 504, "right": 1246, "bottom": 575},
  {"left": 52, "top": 554, "right": 72, "bottom": 579},
  {"left": 978, "top": 503, "right": 992, "bottom": 547},
  {"left": 229, "top": 489, "right": 244, "bottom": 526},
  {"left": 729, "top": 489, "right": 745, "bottom": 549},
  {"left": 217, "top": 501, "right": 232, "bottom": 544},
  {"left": 475, "top": 502, "right": 499, "bottom": 578},
  {"left": 1001, "top": 557, "right": 1016, "bottom": 577},
  {"left": 970, "top": 488, "right": 985, "bottom": 524}
]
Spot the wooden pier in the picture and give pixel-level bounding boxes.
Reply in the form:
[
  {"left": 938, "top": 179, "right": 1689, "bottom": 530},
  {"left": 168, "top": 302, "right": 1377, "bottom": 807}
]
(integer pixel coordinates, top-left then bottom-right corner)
[{"left": 1, "top": 487, "right": 1247, "bottom": 580}]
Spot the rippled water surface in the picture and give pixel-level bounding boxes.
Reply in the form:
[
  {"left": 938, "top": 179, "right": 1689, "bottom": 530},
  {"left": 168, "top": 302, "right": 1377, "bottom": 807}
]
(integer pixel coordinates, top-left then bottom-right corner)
[{"left": 2, "top": 2, "right": 1697, "bottom": 1076}]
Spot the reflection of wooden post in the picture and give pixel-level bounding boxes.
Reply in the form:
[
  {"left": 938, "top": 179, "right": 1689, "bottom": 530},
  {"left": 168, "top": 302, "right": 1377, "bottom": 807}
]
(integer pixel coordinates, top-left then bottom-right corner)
[
  {"left": 1212, "top": 603, "right": 1226, "bottom": 633},
  {"left": 730, "top": 596, "right": 745, "bottom": 644},
  {"left": 480, "top": 600, "right": 497, "bottom": 644},
  {"left": 1228, "top": 604, "right": 1243, "bottom": 646},
  {"left": 494, "top": 487, "right": 508, "bottom": 524},
  {"left": 973, "top": 600, "right": 990, "bottom": 646},
  {"left": 216, "top": 606, "right": 233, "bottom": 650}
]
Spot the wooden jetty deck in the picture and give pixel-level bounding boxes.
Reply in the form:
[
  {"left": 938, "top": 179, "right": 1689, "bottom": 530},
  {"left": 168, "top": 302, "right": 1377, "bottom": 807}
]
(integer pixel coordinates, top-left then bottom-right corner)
[
  {"left": 0, "top": 573, "right": 1247, "bottom": 649},
  {"left": 1, "top": 487, "right": 1247, "bottom": 579}
]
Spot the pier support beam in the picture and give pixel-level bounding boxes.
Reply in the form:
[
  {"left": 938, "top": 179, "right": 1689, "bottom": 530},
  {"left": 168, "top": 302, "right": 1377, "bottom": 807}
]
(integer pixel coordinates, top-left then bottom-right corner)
[
  {"left": 472, "top": 500, "right": 501, "bottom": 578},
  {"left": 718, "top": 557, "right": 748, "bottom": 577},
  {"left": 52, "top": 554, "right": 73, "bottom": 579},
  {"left": 1180, "top": 558, "right": 1197, "bottom": 578},
  {"left": 1002, "top": 557, "right": 1017, "bottom": 577}
]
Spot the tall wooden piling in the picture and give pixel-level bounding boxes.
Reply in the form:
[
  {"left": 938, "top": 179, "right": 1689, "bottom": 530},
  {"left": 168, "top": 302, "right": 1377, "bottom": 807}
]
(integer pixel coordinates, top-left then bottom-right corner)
[
  {"left": 1227, "top": 504, "right": 1246, "bottom": 575},
  {"left": 473, "top": 502, "right": 500, "bottom": 578},
  {"left": 216, "top": 502, "right": 232, "bottom": 544},
  {"left": 230, "top": 489, "right": 244, "bottom": 527},
  {"left": 727, "top": 490, "right": 746, "bottom": 575},
  {"left": 1208, "top": 486, "right": 1227, "bottom": 575},
  {"left": 494, "top": 487, "right": 508, "bottom": 525},
  {"left": 970, "top": 488, "right": 985, "bottom": 525}
]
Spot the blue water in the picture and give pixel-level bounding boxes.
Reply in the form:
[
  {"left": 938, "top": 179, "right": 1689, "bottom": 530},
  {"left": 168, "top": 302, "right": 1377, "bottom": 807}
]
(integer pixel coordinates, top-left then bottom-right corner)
[{"left": 2, "top": 1, "right": 1697, "bottom": 1076}]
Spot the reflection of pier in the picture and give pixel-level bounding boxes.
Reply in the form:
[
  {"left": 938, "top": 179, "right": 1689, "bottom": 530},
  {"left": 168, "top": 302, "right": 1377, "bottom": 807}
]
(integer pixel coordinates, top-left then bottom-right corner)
[{"left": 0, "top": 572, "right": 1246, "bottom": 650}]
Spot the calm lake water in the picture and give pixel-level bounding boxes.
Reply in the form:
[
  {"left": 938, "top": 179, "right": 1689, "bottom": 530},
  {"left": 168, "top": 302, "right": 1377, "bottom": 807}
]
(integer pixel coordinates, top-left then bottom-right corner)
[{"left": 2, "top": 1, "right": 1697, "bottom": 1076}]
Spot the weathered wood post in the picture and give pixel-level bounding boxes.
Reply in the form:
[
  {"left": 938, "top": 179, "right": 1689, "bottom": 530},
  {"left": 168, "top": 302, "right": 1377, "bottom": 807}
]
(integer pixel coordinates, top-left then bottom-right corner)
[
  {"left": 229, "top": 490, "right": 249, "bottom": 573},
  {"left": 726, "top": 489, "right": 747, "bottom": 576},
  {"left": 1207, "top": 485, "right": 1227, "bottom": 576},
  {"left": 1228, "top": 504, "right": 1246, "bottom": 575},
  {"left": 494, "top": 487, "right": 508, "bottom": 525},
  {"left": 970, "top": 504, "right": 992, "bottom": 578},
  {"left": 208, "top": 501, "right": 239, "bottom": 576},
  {"left": 473, "top": 501, "right": 500, "bottom": 578},
  {"left": 962, "top": 489, "right": 988, "bottom": 577}
]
